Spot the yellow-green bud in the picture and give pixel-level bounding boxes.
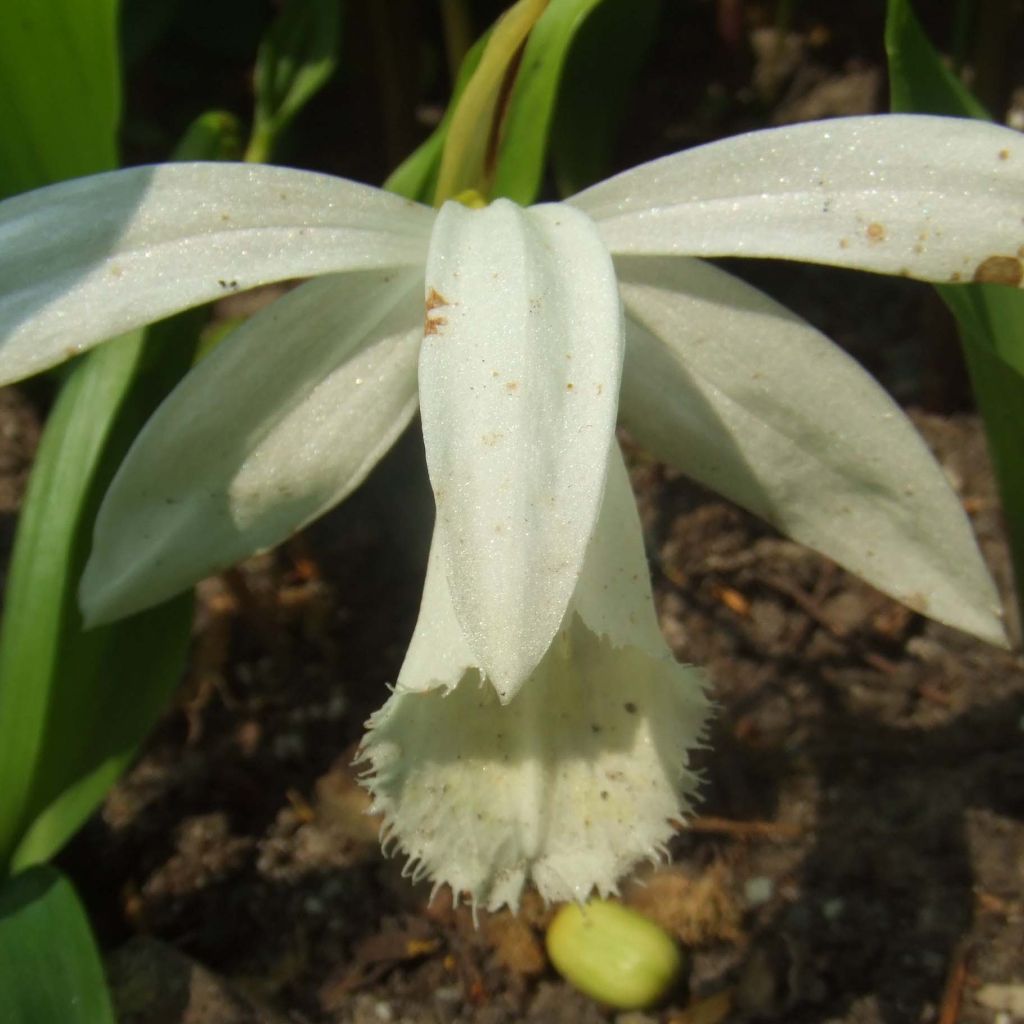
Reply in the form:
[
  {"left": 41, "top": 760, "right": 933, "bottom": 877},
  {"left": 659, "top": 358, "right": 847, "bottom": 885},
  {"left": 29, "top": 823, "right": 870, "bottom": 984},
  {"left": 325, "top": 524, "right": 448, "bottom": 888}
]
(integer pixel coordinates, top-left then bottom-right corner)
[{"left": 545, "top": 899, "right": 683, "bottom": 1009}]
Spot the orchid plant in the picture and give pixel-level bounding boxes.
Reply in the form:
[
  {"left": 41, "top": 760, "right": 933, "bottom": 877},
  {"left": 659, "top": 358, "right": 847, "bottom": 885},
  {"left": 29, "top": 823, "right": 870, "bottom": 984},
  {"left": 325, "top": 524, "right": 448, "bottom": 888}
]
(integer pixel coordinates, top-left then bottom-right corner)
[{"left": 0, "top": 112, "right": 1021, "bottom": 910}]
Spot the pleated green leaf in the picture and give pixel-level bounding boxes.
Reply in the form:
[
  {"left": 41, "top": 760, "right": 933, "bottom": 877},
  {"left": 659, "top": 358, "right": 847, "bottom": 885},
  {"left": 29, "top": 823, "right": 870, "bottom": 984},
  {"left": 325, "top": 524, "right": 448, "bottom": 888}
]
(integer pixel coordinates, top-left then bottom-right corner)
[
  {"left": 886, "top": 0, "right": 1024, "bottom": 625},
  {"left": 0, "top": 867, "right": 115, "bottom": 1024}
]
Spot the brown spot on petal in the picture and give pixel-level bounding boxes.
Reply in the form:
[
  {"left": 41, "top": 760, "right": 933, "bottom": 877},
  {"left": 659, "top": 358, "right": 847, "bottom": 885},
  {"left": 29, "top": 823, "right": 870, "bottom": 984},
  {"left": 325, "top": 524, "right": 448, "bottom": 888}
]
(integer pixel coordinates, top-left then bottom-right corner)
[
  {"left": 998, "top": 149, "right": 1010, "bottom": 160},
  {"left": 424, "top": 288, "right": 450, "bottom": 336},
  {"left": 973, "top": 255, "right": 1023, "bottom": 287},
  {"left": 866, "top": 222, "right": 886, "bottom": 243},
  {"left": 505, "top": 381, "right": 519, "bottom": 394}
]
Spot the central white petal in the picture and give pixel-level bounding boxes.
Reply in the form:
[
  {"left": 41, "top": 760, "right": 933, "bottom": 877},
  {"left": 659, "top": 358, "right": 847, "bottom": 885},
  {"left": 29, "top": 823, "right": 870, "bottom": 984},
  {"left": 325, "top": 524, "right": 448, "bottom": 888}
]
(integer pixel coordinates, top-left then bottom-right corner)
[
  {"left": 418, "top": 199, "right": 624, "bottom": 700},
  {"left": 360, "top": 445, "right": 709, "bottom": 911}
]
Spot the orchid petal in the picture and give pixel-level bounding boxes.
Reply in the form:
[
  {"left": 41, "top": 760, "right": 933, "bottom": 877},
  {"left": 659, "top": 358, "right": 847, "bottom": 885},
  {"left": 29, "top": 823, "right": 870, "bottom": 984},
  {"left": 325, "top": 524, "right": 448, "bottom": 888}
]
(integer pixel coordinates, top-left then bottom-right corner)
[
  {"left": 394, "top": 534, "right": 478, "bottom": 695},
  {"left": 396, "top": 444, "right": 667, "bottom": 695},
  {"left": 616, "top": 255, "right": 1005, "bottom": 646},
  {"left": 571, "top": 444, "right": 666, "bottom": 658},
  {"left": 418, "top": 199, "right": 623, "bottom": 700},
  {"left": 0, "top": 163, "right": 434, "bottom": 385},
  {"left": 363, "top": 621, "right": 706, "bottom": 911},
  {"left": 571, "top": 116, "right": 1024, "bottom": 287},
  {"left": 81, "top": 269, "right": 423, "bottom": 623}
]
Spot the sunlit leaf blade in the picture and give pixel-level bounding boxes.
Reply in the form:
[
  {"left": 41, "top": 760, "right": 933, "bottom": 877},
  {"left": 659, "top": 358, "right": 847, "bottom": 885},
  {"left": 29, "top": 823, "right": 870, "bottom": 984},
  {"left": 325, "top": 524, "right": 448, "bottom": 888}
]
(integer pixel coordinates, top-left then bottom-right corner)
[
  {"left": 0, "top": 0, "right": 119, "bottom": 197},
  {"left": 383, "top": 29, "right": 488, "bottom": 202},
  {"left": 490, "top": 0, "right": 606, "bottom": 204},
  {"left": 248, "top": 0, "right": 342, "bottom": 162},
  {"left": 886, "top": 0, "right": 1024, "bottom": 626},
  {"left": 0, "top": 867, "right": 115, "bottom": 1024},
  {"left": 549, "top": 0, "right": 660, "bottom": 197}
]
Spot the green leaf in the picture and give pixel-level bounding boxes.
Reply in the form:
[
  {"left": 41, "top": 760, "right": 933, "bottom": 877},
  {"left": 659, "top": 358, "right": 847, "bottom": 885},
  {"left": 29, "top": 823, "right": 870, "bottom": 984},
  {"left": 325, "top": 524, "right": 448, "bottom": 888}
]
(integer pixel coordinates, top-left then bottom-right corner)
[
  {"left": 394, "top": 0, "right": 621, "bottom": 206},
  {"left": 490, "top": 0, "right": 609, "bottom": 204},
  {"left": 0, "top": 866, "right": 115, "bottom": 1024},
  {"left": 434, "top": 0, "right": 548, "bottom": 204},
  {"left": 885, "top": 0, "right": 990, "bottom": 119},
  {"left": 550, "top": 0, "right": 660, "bottom": 196},
  {"left": 0, "top": 318, "right": 200, "bottom": 873},
  {"left": 886, "top": 0, "right": 1024, "bottom": 628},
  {"left": 248, "top": 0, "right": 342, "bottom": 163},
  {"left": 0, "top": 0, "right": 120, "bottom": 197},
  {"left": 383, "top": 28, "right": 489, "bottom": 202},
  {"left": 0, "top": 111, "right": 239, "bottom": 872},
  {"left": 959, "top": 316, "right": 1024, "bottom": 619}
]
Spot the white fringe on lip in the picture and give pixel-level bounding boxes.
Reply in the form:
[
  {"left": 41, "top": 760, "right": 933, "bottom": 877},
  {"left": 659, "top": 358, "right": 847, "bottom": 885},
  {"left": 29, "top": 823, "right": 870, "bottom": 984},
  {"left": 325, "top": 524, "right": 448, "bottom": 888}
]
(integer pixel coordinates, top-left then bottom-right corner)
[{"left": 357, "top": 614, "right": 709, "bottom": 914}]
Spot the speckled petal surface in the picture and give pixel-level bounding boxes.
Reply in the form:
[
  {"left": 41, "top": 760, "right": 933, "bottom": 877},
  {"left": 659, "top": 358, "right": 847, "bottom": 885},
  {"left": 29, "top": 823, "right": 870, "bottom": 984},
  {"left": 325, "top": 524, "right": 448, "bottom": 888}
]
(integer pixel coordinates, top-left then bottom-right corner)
[
  {"left": 394, "top": 533, "right": 479, "bottom": 695},
  {"left": 0, "top": 162, "right": 434, "bottom": 384},
  {"left": 418, "top": 199, "right": 624, "bottom": 700},
  {"left": 616, "top": 254, "right": 1005, "bottom": 646},
  {"left": 571, "top": 116, "right": 1024, "bottom": 288},
  {"left": 570, "top": 445, "right": 667, "bottom": 657},
  {"left": 81, "top": 269, "right": 423, "bottom": 623}
]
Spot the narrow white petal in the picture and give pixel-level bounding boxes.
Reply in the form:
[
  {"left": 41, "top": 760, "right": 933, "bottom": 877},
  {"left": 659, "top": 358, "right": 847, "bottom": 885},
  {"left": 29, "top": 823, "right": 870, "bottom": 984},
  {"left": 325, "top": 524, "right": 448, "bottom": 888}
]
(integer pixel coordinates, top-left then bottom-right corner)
[
  {"left": 616, "top": 255, "right": 1005, "bottom": 646},
  {"left": 571, "top": 116, "right": 1024, "bottom": 287},
  {"left": 397, "top": 443, "right": 666, "bottom": 694},
  {"left": 571, "top": 444, "right": 666, "bottom": 658},
  {"left": 361, "top": 616, "right": 708, "bottom": 912},
  {"left": 0, "top": 163, "right": 434, "bottom": 384},
  {"left": 81, "top": 269, "right": 423, "bottom": 623},
  {"left": 418, "top": 199, "right": 623, "bottom": 700},
  {"left": 394, "top": 534, "right": 479, "bottom": 695}
]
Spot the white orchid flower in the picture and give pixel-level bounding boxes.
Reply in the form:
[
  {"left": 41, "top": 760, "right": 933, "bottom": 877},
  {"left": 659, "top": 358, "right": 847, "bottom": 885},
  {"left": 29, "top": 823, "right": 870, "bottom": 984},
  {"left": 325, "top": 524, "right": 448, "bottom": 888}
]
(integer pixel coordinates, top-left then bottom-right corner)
[
  {"left": 361, "top": 446, "right": 709, "bottom": 909},
  {"left": 0, "top": 113, "right": 1020, "bottom": 907}
]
